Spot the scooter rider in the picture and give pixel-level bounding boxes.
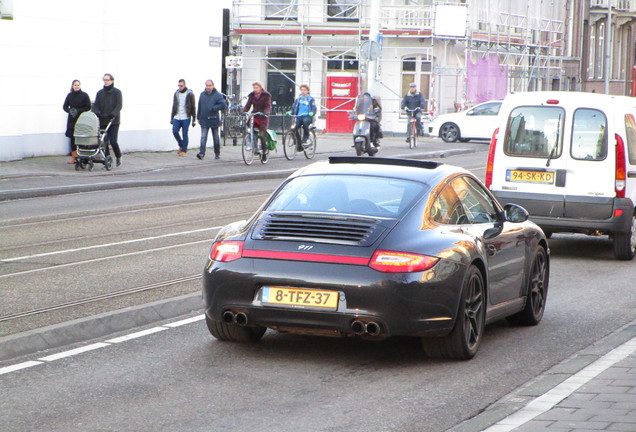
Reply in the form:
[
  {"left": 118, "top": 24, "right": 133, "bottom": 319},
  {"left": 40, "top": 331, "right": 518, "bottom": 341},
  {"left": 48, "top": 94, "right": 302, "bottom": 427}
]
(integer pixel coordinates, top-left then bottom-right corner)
[
  {"left": 401, "top": 83, "right": 426, "bottom": 142},
  {"left": 358, "top": 92, "right": 382, "bottom": 148}
]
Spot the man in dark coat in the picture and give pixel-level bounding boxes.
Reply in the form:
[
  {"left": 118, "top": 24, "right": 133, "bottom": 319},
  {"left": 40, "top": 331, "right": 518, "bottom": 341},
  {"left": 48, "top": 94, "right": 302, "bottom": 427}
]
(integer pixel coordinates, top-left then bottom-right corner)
[
  {"left": 171, "top": 79, "right": 197, "bottom": 156},
  {"left": 197, "top": 80, "right": 226, "bottom": 160},
  {"left": 401, "top": 82, "right": 426, "bottom": 141},
  {"left": 93, "top": 73, "right": 123, "bottom": 166},
  {"left": 243, "top": 82, "right": 272, "bottom": 157}
]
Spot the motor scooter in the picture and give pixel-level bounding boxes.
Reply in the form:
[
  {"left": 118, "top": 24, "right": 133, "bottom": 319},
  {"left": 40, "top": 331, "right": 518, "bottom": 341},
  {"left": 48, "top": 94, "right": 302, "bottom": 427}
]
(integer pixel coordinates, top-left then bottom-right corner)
[{"left": 350, "top": 95, "right": 379, "bottom": 157}]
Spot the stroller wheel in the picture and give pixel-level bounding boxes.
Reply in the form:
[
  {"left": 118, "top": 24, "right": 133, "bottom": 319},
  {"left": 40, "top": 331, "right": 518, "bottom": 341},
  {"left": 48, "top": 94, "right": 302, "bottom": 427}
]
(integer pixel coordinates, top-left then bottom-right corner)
[
  {"left": 74, "top": 161, "right": 81, "bottom": 171},
  {"left": 88, "top": 161, "right": 94, "bottom": 172},
  {"left": 80, "top": 161, "right": 87, "bottom": 170},
  {"left": 104, "top": 156, "right": 113, "bottom": 171}
]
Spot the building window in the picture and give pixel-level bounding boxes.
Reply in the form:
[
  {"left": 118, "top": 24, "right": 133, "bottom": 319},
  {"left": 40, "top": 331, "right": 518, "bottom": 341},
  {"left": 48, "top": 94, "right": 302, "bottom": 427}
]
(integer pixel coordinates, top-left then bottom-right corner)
[
  {"left": 327, "top": 0, "right": 359, "bottom": 22},
  {"left": 327, "top": 53, "right": 358, "bottom": 71},
  {"left": 265, "top": 0, "right": 298, "bottom": 20},
  {"left": 597, "top": 22, "right": 605, "bottom": 80},
  {"left": 401, "top": 55, "right": 432, "bottom": 103},
  {"left": 588, "top": 25, "right": 596, "bottom": 79}
]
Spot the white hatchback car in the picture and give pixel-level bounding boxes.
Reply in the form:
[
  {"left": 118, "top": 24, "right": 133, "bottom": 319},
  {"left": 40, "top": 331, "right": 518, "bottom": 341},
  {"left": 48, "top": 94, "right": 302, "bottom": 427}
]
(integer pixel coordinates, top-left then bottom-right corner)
[{"left": 429, "top": 100, "right": 502, "bottom": 143}]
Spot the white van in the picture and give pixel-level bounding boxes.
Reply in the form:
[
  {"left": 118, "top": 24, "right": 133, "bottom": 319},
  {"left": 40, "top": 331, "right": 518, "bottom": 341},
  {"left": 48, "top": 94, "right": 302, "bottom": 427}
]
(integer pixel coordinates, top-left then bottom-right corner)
[{"left": 486, "top": 91, "right": 636, "bottom": 260}]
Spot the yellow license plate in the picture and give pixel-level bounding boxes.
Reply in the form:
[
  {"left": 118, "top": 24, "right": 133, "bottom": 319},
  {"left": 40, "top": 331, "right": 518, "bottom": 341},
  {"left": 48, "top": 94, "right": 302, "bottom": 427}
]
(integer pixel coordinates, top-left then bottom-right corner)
[
  {"left": 507, "top": 169, "right": 555, "bottom": 184},
  {"left": 261, "top": 287, "right": 339, "bottom": 310}
]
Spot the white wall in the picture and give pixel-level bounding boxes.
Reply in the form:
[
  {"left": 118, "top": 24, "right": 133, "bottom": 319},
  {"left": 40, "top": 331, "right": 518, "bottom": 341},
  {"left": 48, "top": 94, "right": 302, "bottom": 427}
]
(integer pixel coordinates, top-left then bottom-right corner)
[{"left": 0, "top": 0, "right": 229, "bottom": 161}]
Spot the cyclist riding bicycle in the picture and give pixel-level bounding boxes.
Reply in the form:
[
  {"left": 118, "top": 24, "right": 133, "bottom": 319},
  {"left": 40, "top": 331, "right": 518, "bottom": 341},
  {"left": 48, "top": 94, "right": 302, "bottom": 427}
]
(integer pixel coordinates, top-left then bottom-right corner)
[
  {"left": 289, "top": 84, "right": 317, "bottom": 151},
  {"left": 243, "top": 81, "right": 272, "bottom": 156},
  {"left": 401, "top": 83, "right": 426, "bottom": 142}
]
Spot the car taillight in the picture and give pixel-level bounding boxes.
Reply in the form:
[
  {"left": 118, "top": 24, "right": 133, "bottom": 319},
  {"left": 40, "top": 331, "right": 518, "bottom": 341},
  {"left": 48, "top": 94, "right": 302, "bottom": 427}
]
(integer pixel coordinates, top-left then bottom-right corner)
[
  {"left": 485, "top": 128, "right": 498, "bottom": 189},
  {"left": 369, "top": 250, "right": 439, "bottom": 273},
  {"left": 615, "top": 134, "right": 627, "bottom": 198},
  {"left": 210, "top": 240, "right": 244, "bottom": 262}
]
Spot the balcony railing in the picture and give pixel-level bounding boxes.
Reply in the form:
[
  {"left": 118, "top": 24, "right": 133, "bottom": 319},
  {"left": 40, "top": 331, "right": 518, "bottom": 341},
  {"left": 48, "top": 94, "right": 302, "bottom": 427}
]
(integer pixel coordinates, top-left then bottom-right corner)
[{"left": 380, "top": 6, "right": 433, "bottom": 30}]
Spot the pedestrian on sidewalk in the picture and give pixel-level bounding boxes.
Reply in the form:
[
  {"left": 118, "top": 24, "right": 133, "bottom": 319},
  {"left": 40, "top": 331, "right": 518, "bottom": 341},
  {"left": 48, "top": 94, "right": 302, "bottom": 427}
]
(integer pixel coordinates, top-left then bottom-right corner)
[
  {"left": 401, "top": 83, "right": 426, "bottom": 142},
  {"left": 171, "top": 79, "right": 196, "bottom": 157},
  {"left": 243, "top": 82, "right": 272, "bottom": 156},
  {"left": 289, "top": 84, "right": 317, "bottom": 151},
  {"left": 62, "top": 79, "right": 91, "bottom": 165},
  {"left": 197, "top": 79, "right": 226, "bottom": 160},
  {"left": 93, "top": 73, "right": 123, "bottom": 167}
]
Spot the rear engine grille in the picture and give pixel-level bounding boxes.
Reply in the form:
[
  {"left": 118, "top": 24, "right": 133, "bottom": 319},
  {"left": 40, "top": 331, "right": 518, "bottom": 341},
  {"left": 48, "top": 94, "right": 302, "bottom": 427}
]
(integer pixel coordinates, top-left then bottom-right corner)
[{"left": 256, "top": 214, "right": 381, "bottom": 245}]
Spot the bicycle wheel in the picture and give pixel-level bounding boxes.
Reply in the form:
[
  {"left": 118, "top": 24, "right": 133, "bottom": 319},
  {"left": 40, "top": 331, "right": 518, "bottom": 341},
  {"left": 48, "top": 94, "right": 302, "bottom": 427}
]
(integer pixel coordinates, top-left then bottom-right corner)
[
  {"left": 283, "top": 130, "right": 297, "bottom": 160},
  {"left": 242, "top": 133, "right": 255, "bottom": 165},
  {"left": 304, "top": 129, "right": 317, "bottom": 159},
  {"left": 409, "top": 122, "right": 417, "bottom": 149}
]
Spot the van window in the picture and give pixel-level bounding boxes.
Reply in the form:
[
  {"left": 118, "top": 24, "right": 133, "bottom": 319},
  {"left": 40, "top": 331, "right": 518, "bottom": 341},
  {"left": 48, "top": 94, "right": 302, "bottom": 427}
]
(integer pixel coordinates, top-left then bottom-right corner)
[
  {"left": 571, "top": 109, "right": 607, "bottom": 161},
  {"left": 625, "top": 114, "right": 636, "bottom": 165},
  {"left": 504, "top": 106, "right": 564, "bottom": 158}
]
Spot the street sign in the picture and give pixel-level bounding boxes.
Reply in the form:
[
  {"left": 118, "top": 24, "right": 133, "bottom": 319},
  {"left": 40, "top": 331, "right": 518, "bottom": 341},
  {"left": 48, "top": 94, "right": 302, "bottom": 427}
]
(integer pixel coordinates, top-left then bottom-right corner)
[
  {"left": 225, "top": 56, "right": 243, "bottom": 69},
  {"left": 209, "top": 36, "right": 222, "bottom": 47}
]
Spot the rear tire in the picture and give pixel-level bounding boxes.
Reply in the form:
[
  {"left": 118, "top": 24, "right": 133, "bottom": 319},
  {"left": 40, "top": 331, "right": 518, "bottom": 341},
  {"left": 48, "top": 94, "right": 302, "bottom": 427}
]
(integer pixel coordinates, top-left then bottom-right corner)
[
  {"left": 283, "top": 130, "right": 297, "bottom": 160},
  {"left": 440, "top": 122, "right": 460, "bottom": 143},
  {"left": 422, "top": 265, "right": 485, "bottom": 360},
  {"left": 104, "top": 155, "right": 113, "bottom": 171},
  {"left": 507, "top": 246, "right": 549, "bottom": 326},
  {"left": 304, "top": 129, "right": 317, "bottom": 159},
  {"left": 242, "top": 134, "right": 254, "bottom": 166},
  {"left": 205, "top": 314, "right": 265, "bottom": 343},
  {"left": 613, "top": 211, "right": 636, "bottom": 260}
]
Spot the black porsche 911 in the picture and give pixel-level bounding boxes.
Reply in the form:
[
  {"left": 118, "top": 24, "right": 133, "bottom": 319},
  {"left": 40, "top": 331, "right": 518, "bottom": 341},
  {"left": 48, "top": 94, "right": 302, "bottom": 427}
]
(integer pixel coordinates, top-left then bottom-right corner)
[{"left": 203, "top": 157, "right": 549, "bottom": 360}]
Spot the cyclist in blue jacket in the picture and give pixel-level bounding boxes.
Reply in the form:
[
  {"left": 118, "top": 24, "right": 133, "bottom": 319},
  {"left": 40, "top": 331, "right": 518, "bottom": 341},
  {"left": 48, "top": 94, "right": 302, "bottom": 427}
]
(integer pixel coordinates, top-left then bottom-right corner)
[{"left": 290, "top": 84, "right": 317, "bottom": 150}]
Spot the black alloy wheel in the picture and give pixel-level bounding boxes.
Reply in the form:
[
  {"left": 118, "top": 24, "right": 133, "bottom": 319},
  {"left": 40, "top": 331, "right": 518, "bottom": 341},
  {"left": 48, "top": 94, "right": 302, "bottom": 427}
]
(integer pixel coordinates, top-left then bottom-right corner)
[
  {"left": 507, "top": 246, "right": 549, "bottom": 326},
  {"left": 422, "top": 265, "right": 485, "bottom": 360},
  {"left": 440, "top": 122, "right": 460, "bottom": 143}
]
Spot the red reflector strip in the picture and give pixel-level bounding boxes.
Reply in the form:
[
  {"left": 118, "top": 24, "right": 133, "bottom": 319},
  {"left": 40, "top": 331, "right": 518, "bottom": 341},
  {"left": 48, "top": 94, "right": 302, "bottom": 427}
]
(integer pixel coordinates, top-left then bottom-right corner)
[{"left": 242, "top": 249, "right": 369, "bottom": 265}]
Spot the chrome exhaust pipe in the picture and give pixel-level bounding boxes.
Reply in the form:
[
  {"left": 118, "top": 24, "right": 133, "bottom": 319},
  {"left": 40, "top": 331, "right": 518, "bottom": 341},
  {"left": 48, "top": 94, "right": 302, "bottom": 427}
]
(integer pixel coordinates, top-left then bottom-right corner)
[
  {"left": 365, "top": 321, "right": 381, "bottom": 337},
  {"left": 351, "top": 320, "right": 366, "bottom": 335},
  {"left": 235, "top": 312, "right": 249, "bottom": 326},
  {"left": 222, "top": 310, "right": 236, "bottom": 324}
]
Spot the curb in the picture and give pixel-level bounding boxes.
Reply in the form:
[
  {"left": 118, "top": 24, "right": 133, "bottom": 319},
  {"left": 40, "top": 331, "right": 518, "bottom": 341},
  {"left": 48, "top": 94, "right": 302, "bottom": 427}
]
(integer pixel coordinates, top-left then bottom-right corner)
[
  {"left": 0, "top": 293, "right": 202, "bottom": 362},
  {"left": 0, "top": 148, "right": 475, "bottom": 201}
]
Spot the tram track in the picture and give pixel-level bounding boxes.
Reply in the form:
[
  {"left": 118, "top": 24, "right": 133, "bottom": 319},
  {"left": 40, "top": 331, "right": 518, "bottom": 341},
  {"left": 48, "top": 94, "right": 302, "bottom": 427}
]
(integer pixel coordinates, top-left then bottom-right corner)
[{"left": 0, "top": 274, "right": 202, "bottom": 323}]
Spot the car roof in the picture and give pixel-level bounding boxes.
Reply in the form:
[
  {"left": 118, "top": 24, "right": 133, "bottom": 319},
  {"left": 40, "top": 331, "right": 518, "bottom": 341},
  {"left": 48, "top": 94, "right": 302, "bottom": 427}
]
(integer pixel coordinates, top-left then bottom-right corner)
[{"left": 291, "top": 157, "right": 471, "bottom": 185}]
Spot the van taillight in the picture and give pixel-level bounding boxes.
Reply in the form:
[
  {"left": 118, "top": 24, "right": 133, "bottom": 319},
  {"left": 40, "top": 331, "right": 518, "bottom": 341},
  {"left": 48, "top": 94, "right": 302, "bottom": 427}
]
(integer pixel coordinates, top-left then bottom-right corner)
[
  {"left": 485, "top": 128, "right": 498, "bottom": 189},
  {"left": 615, "top": 134, "right": 627, "bottom": 198}
]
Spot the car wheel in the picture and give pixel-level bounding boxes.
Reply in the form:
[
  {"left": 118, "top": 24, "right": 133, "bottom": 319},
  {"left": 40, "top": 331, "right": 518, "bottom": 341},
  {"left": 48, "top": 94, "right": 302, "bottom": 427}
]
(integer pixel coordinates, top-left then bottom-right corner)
[
  {"left": 507, "top": 246, "right": 549, "bottom": 326},
  {"left": 440, "top": 122, "right": 460, "bottom": 143},
  {"left": 422, "top": 265, "right": 485, "bottom": 360},
  {"left": 613, "top": 211, "right": 636, "bottom": 260},
  {"left": 205, "top": 314, "right": 266, "bottom": 343}
]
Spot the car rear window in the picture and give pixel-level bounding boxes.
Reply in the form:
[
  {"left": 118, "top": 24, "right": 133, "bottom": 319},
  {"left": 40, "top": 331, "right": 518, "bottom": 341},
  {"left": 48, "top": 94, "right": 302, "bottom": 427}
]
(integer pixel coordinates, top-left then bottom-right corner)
[
  {"left": 266, "top": 175, "right": 428, "bottom": 218},
  {"left": 571, "top": 108, "right": 607, "bottom": 161},
  {"left": 504, "top": 106, "right": 564, "bottom": 158}
]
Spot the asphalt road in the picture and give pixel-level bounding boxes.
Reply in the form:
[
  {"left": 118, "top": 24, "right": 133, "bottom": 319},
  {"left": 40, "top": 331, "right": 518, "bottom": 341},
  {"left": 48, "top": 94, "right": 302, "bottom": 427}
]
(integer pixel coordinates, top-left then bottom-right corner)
[{"left": 1, "top": 142, "right": 635, "bottom": 431}]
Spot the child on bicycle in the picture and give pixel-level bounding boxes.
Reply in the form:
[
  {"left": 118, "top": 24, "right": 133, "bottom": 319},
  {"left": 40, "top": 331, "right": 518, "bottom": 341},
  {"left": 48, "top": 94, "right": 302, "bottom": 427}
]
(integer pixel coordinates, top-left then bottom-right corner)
[
  {"left": 243, "top": 82, "right": 272, "bottom": 155},
  {"left": 289, "top": 84, "right": 317, "bottom": 151}
]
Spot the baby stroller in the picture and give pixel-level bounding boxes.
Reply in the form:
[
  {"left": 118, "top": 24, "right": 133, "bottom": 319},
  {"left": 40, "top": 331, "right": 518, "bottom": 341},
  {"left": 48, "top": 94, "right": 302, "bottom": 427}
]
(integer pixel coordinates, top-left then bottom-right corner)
[{"left": 73, "top": 111, "right": 113, "bottom": 171}]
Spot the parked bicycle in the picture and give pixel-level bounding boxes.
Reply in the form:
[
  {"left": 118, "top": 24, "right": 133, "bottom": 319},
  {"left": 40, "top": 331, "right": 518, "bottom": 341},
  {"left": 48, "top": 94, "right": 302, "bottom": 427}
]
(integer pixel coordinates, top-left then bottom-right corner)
[
  {"left": 283, "top": 115, "right": 317, "bottom": 161},
  {"left": 405, "top": 107, "right": 421, "bottom": 149},
  {"left": 242, "top": 112, "right": 275, "bottom": 165}
]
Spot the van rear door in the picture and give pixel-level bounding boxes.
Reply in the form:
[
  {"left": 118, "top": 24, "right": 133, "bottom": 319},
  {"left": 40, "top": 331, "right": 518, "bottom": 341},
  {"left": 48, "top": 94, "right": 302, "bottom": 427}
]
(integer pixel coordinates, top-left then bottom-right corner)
[
  {"left": 562, "top": 107, "right": 615, "bottom": 219},
  {"left": 494, "top": 104, "right": 568, "bottom": 218}
]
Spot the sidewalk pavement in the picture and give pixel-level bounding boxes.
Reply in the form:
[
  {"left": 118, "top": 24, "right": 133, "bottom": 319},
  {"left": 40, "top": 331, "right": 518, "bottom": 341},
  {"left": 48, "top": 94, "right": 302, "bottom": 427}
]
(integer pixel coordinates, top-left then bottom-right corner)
[
  {"left": 1, "top": 134, "right": 635, "bottom": 431},
  {"left": 0, "top": 133, "right": 478, "bottom": 202}
]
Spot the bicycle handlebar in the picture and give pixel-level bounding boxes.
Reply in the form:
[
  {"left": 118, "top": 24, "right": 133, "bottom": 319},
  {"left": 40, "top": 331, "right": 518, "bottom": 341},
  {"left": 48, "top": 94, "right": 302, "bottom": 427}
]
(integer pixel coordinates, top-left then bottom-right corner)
[{"left": 244, "top": 112, "right": 269, "bottom": 117}]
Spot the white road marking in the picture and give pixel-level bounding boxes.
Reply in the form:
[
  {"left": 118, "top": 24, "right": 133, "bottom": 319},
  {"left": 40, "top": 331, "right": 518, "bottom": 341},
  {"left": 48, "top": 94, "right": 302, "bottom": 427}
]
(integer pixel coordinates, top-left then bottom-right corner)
[
  {"left": 164, "top": 314, "right": 205, "bottom": 328},
  {"left": 483, "top": 336, "right": 636, "bottom": 431},
  {"left": 106, "top": 327, "right": 168, "bottom": 343},
  {"left": 0, "top": 239, "right": 212, "bottom": 280},
  {"left": 38, "top": 342, "right": 111, "bottom": 362},
  {"left": 0, "top": 360, "right": 43, "bottom": 375},
  {"left": 3, "top": 226, "right": 221, "bottom": 262}
]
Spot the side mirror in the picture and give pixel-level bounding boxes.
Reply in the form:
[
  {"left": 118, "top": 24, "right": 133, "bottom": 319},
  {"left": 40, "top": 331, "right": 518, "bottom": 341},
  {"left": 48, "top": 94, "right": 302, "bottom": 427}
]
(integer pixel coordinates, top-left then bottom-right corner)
[
  {"left": 484, "top": 225, "right": 502, "bottom": 239},
  {"left": 503, "top": 204, "right": 529, "bottom": 223}
]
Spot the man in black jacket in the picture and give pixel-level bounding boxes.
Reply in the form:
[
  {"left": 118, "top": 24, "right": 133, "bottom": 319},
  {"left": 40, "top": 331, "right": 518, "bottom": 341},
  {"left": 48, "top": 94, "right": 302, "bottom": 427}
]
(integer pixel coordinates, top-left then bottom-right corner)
[{"left": 93, "top": 73, "right": 123, "bottom": 166}]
